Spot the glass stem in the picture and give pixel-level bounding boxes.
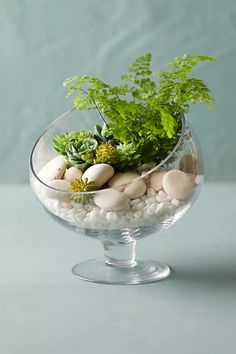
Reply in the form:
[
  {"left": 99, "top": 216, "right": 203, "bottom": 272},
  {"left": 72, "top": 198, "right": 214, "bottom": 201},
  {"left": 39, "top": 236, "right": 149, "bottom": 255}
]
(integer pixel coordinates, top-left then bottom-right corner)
[{"left": 102, "top": 240, "right": 137, "bottom": 268}]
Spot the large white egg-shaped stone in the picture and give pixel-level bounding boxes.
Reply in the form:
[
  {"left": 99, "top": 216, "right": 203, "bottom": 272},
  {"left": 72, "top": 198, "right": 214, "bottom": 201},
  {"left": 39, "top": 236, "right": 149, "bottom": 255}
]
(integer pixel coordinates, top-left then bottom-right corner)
[
  {"left": 94, "top": 189, "right": 130, "bottom": 211},
  {"left": 108, "top": 172, "right": 146, "bottom": 199},
  {"left": 149, "top": 171, "right": 166, "bottom": 191},
  {"left": 82, "top": 163, "right": 114, "bottom": 188},
  {"left": 42, "top": 179, "right": 71, "bottom": 201},
  {"left": 64, "top": 166, "right": 83, "bottom": 182},
  {"left": 163, "top": 170, "right": 194, "bottom": 200},
  {"left": 38, "top": 156, "right": 66, "bottom": 183}
]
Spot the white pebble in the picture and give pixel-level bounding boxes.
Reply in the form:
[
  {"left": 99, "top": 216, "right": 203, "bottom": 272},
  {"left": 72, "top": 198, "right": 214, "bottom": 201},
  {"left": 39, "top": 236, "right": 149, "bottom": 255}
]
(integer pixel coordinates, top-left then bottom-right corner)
[
  {"left": 82, "top": 163, "right": 114, "bottom": 188},
  {"left": 149, "top": 171, "right": 166, "bottom": 191},
  {"left": 106, "top": 212, "right": 118, "bottom": 222},
  {"left": 134, "top": 210, "right": 143, "bottom": 218},
  {"left": 136, "top": 201, "right": 145, "bottom": 209},
  {"left": 130, "top": 198, "right": 141, "bottom": 206},
  {"left": 163, "top": 170, "right": 194, "bottom": 200},
  {"left": 38, "top": 155, "right": 67, "bottom": 183},
  {"left": 77, "top": 210, "right": 87, "bottom": 219},
  {"left": 158, "top": 190, "right": 167, "bottom": 198},
  {"left": 156, "top": 190, "right": 167, "bottom": 202},
  {"left": 64, "top": 166, "right": 83, "bottom": 182},
  {"left": 108, "top": 172, "right": 146, "bottom": 199},
  {"left": 145, "top": 197, "right": 156, "bottom": 205},
  {"left": 89, "top": 209, "right": 99, "bottom": 220},
  {"left": 131, "top": 205, "right": 138, "bottom": 212},
  {"left": 126, "top": 211, "right": 134, "bottom": 219},
  {"left": 155, "top": 202, "right": 165, "bottom": 215},
  {"left": 171, "top": 199, "right": 180, "bottom": 207},
  {"left": 146, "top": 188, "right": 156, "bottom": 197},
  {"left": 99, "top": 209, "right": 107, "bottom": 216},
  {"left": 147, "top": 204, "right": 157, "bottom": 216},
  {"left": 94, "top": 189, "right": 129, "bottom": 211}
]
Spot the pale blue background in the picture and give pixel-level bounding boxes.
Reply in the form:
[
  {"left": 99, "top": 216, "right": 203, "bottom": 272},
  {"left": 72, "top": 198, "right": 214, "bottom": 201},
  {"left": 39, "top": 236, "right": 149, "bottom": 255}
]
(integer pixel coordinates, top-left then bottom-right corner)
[{"left": 1, "top": 0, "right": 236, "bottom": 183}]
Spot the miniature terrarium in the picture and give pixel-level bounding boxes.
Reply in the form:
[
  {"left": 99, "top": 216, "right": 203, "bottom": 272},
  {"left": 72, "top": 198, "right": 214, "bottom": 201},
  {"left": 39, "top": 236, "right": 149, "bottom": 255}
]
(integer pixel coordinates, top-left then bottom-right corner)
[{"left": 30, "top": 53, "right": 214, "bottom": 284}]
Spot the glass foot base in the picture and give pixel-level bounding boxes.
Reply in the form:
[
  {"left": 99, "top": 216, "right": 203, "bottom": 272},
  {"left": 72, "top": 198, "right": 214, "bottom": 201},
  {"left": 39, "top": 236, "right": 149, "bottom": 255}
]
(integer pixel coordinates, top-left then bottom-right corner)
[{"left": 72, "top": 259, "right": 171, "bottom": 285}]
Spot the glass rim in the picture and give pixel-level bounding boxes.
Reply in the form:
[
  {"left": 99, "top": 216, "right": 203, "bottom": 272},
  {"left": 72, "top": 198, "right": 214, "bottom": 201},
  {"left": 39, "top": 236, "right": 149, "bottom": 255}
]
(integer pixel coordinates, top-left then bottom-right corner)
[{"left": 29, "top": 109, "right": 186, "bottom": 195}]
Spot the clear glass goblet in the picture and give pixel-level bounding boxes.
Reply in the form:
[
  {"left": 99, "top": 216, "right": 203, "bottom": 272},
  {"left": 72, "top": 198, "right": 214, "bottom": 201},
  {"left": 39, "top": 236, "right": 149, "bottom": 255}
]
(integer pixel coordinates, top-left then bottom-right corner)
[{"left": 30, "top": 109, "right": 203, "bottom": 285}]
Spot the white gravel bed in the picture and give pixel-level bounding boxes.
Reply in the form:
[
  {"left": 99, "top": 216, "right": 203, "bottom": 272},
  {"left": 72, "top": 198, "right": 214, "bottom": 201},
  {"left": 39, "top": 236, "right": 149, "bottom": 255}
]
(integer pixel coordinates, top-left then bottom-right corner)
[{"left": 39, "top": 188, "right": 186, "bottom": 230}]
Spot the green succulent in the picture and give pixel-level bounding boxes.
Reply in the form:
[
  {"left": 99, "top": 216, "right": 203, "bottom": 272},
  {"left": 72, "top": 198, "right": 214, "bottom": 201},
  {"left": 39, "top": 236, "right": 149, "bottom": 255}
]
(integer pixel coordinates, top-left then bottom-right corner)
[
  {"left": 71, "top": 177, "right": 96, "bottom": 204},
  {"left": 95, "top": 142, "right": 119, "bottom": 165},
  {"left": 94, "top": 123, "right": 117, "bottom": 145},
  {"left": 53, "top": 130, "right": 94, "bottom": 156},
  {"left": 65, "top": 137, "right": 98, "bottom": 170},
  {"left": 116, "top": 142, "right": 142, "bottom": 171},
  {"left": 53, "top": 132, "right": 74, "bottom": 155}
]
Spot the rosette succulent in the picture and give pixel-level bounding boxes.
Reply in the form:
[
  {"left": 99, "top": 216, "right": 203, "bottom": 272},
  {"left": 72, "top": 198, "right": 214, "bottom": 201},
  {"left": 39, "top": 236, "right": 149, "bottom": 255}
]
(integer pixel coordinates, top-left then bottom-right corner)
[
  {"left": 65, "top": 137, "right": 98, "bottom": 170},
  {"left": 53, "top": 130, "right": 94, "bottom": 156},
  {"left": 116, "top": 142, "right": 142, "bottom": 170}
]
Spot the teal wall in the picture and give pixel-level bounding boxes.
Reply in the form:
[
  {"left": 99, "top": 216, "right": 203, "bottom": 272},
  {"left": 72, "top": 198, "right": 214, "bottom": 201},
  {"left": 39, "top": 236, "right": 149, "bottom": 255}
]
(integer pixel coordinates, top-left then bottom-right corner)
[{"left": 1, "top": 0, "right": 236, "bottom": 183}]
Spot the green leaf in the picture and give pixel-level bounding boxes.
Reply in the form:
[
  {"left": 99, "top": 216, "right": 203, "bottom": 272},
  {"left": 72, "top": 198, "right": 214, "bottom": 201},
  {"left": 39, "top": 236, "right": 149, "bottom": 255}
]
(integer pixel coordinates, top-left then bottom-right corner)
[{"left": 62, "top": 52, "right": 215, "bottom": 169}]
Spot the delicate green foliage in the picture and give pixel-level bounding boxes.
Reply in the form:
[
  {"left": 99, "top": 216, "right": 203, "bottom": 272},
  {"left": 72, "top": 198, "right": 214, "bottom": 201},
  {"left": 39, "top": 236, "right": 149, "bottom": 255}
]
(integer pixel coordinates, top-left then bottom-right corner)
[
  {"left": 62, "top": 53, "right": 215, "bottom": 168},
  {"left": 95, "top": 142, "right": 119, "bottom": 165},
  {"left": 71, "top": 177, "right": 96, "bottom": 204},
  {"left": 155, "top": 54, "right": 215, "bottom": 113}
]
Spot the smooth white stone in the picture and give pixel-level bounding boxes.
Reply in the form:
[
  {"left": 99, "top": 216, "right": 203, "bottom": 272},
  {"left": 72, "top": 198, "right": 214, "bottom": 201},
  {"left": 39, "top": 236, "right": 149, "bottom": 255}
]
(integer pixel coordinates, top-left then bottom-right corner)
[
  {"left": 64, "top": 166, "right": 83, "bottom": 182},
  {"left": 149, "top": 171, "right": 166, "bottom": 191},
  {"left": 82, "top": 163, "right": 114, "bottom": 188},
  {"left": 123, "top": 179, "right": 146, "bottom": 199},
  {"left": 41, "top": 179, "right": 71, "bottom": 201},
  {"left": 108, "top": 172, "right": 146, "bottom": 199},
  {"left": 38, "top": 156, "right": 67, "bottom": 183},
  {"left": 94, "top": 189, "right": 130, "bottom": 211},
  {"left": 163, "top": 170, "right": 194, "bottom": 200}
]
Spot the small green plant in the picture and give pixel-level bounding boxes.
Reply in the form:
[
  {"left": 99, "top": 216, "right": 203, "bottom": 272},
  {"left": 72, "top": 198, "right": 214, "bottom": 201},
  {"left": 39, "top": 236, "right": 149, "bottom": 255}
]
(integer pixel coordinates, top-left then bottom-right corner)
[
  {"left": 54, "top": 53, "right": 215, "bottom": 172},
  {"left": 71, "top": 178, "right": 96, "bottom": 204},
  {"left": 95, "top": 142, "right": 119, "bottom": 165}
]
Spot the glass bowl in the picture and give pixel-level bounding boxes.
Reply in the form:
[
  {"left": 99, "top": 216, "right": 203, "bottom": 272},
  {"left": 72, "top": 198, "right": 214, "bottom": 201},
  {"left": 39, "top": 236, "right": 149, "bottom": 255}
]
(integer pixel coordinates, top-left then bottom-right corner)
[{"left": 29, "top": 109, "right": 203, "bottom": 284}]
